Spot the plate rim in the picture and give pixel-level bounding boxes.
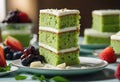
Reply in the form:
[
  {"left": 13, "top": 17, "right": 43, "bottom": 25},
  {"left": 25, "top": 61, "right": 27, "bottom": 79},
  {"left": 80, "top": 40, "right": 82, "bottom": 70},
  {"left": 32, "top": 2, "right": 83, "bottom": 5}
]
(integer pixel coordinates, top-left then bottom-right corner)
[
  {"left": 11, "top": 57, "right": 108, "bottom": 75},
  {"left": 0, "top": 66, "right": 19, "bottom": 76}
]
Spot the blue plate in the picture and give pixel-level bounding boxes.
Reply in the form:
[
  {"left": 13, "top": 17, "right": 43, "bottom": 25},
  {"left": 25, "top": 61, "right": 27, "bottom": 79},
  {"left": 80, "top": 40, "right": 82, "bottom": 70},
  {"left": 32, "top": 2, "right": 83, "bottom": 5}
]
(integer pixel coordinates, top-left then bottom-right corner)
[
  {"left": 11, "top": 57, "right": 108, "bottom": 75},
  {"left": 79, "top": 37, "right": 108, "bottom": 49}
]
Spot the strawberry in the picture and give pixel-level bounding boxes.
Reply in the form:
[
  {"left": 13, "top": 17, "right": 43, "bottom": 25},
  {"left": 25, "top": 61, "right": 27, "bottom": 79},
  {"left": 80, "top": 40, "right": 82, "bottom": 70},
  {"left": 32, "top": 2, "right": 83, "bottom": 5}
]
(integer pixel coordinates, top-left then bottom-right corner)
[
  {"left": 0, "top": 45, "right": 7, "bottom": 67},
  {"left": 115, "top": 64, "right": 120, "bottom": 80},
  {"left": 98, "top": 46, "right": 117, "bottom": 63},
  {"left": 18, "top": 12, "right": 30, "bottom": 23},
  {"left": 4, "top": 36, "right": 24, "bottom": 51}
]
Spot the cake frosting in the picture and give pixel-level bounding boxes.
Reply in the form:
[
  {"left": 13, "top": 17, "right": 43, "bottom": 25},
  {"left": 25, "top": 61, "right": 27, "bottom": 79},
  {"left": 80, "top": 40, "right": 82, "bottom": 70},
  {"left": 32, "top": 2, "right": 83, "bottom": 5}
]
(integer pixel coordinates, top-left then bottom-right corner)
[
  {"left": 111, "top": 32, "right": 120, "bottom": 40},
  {"left": 92, "top": 9, "right": 120, "bottom": 15},
  {"left": 39, "top": 42, "right": 79, "bottom": 54},
  {"left": 40, "top": 9, "right": 80, "bottom": 16},
  {"left": 84, "top": 29, "right": 115, "bottom": 37},
  {"left": 39, "top": 26, "right": 80, "bottom": 33}
]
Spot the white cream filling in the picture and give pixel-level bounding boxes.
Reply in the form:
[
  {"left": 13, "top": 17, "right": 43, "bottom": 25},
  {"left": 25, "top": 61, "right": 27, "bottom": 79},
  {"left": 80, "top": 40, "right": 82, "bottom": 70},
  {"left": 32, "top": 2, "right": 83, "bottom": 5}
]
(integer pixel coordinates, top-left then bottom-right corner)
[
  {"left": 40, "top": 9, "right": 80, "bottom": 16},
  {"left": 92, "top": 9, "right": 120, "bottom": 15},
  {"left": 39, "top": 26, "right": 80, "bottom": 33},
  {"left": 39, "top": 42, "right": 79, "bottom": 53},
  {"left": 84, "top": 28, "right": 115, "bottom": 37},
  {"left": 111, "top": 31, "right": 120, "bottom": 40}
]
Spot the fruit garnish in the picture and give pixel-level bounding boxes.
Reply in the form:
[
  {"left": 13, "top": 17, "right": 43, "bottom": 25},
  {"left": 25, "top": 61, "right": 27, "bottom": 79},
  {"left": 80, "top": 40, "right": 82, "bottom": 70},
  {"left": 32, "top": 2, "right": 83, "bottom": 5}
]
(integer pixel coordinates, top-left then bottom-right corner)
[
  {"left": 115, "top": 64, "right": 120, "bottom": 80},
  {"left": 0, "top": 45, "right": 7, "bottom": 67},
  {"left": 4, "top": 36, "right": 23, "bottom": 51},
  {"left": 21, "top": 46, "right": 45, "bottom": 66},
  {"left": 2, "top": 9, "right": 31, "bottom": 23},
  {"left": 98, "top": 46, "right": 117, "bottom": 63},
  {"left": 18, "top": 12, "right": 31, "bottom": 23}
]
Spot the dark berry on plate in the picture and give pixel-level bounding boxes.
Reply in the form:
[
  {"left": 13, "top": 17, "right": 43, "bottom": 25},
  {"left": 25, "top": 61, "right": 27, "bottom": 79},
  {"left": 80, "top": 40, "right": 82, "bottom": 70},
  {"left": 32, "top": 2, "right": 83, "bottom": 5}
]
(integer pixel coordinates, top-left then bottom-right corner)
[
  {"left": 26, "top": 54, "right": 35, "bottom": 62},
  {"left": 21, "top": 58, "right": 30, "bottom": 66},
  {"left": 35, "top": 49, "right": 39, "bottom": 55},
  {"left": 34, "top": 55, "right": 45, "bottom": 63},
  {"left": 4, "top": 46, "right": 10, "bottom": 54},
  {"left": 5, "top": 53, "right": 13, "bottom": 60},
  {"left": 13, "top": 51, "right": 23, "bottom": 60},
  {"left": 20, "top": 54, "right": 26, "bottom": 60},
  {"left": 30, "top": 46, "right": 36, "bottom": 54},
  {"left": 24, "top": 49, "right": 31, "bottom": 56}
]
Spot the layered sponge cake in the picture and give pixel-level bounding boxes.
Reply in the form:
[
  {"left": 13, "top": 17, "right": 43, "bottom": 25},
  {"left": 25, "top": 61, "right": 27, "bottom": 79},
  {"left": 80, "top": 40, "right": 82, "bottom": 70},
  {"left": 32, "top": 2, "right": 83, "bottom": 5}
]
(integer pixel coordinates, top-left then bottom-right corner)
[
  {"left": 92, "top": 10, "right": 120, "bottom": 32},
  {"left": 84, "top": 29, "right": 115, "bottom": 44},
  {"left": 39, "top": 9, "right": 80, "bottom": 66},
  {"left": 111, "top": 32, "right": 120, "bottom": 54}
]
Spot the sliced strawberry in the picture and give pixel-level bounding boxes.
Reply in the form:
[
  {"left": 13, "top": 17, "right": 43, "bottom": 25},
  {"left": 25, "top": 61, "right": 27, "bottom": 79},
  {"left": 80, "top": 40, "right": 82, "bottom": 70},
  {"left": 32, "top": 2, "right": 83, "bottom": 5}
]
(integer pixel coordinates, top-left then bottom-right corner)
[
  {"left": 0, "top": 45, "right": 7, "bottom": 67},
  {"left": 115, "top": 64, "right": 120, "bottom": 80},
  {"left": 4, "top": 36, "right": 24, "bottom": 51},
  {"left": 98, "top": 46, "right": 117, "bottom": 63}
]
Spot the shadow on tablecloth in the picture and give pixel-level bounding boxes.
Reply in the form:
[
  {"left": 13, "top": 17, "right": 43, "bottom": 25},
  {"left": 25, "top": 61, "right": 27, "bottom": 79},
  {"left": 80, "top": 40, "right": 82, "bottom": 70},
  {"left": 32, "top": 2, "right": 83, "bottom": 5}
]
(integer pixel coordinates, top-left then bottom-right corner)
[{"left": 65, "top": 68, "right": 115, "bottom": 82}]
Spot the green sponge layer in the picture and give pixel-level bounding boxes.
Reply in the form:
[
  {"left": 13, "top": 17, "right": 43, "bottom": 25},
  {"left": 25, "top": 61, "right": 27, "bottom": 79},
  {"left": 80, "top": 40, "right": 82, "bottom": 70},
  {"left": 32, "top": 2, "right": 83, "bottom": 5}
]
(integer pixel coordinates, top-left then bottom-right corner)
[
  {"left": 40, "top": 13, "right": 80, "bottom": 29},
  {"left": 40, "top": 47, "right": 80, "bottom": 66},
  {"left": 39, "top": 31, "right": 79, "bottom": 50},
  {"left": 111, "top": 40, "right": 120, "bottom": 54},
  {"left": 92, "top": 14, "right": 120, "bottom": 32},
  {"left": 84, "top": 35, "right": 110, "bottom": 44}
]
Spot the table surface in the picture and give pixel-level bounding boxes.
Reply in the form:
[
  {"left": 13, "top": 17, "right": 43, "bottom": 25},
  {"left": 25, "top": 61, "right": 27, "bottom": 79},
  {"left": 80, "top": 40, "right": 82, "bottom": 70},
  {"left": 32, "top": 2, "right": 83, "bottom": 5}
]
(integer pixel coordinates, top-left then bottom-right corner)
[{"left": 0, "top": 48, "right": 119, "bottom": 82}]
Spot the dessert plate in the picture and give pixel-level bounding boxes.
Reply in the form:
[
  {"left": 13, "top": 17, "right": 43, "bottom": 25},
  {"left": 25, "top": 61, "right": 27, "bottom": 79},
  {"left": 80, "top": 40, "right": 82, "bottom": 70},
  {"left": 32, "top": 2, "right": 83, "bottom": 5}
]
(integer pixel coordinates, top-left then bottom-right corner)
[
  {"left": 79, "top": 37, "right": 108, "bottom": 49},
  {"left": 0, "top": 66, "right": 18, "bottom": 76},
  {"left": 11, "top": 57, "right": 108, "bottom": 75},
  {"left": 93, "top": 49, "right": 103, "bottom": 56}
]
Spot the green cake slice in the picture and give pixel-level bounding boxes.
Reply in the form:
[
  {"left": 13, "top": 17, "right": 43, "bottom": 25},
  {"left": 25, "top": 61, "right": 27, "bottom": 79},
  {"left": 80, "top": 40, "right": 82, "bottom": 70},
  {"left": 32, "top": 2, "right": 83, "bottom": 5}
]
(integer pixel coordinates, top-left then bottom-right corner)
[
  {"left": 40, "top": 47, "right": 80, "bottom": 66},
  {"left": 92, "top": 10, "right": 120, "bottom": 32},
  {"left": 111, "top": 32, "right": 120, "bottom": 54},
  {"left": 40, "top": 9, "right": 80, "bottom": 29},
  {"left": 39, "top": 9, "right": 80, "bottom": 66},
  {"left": 39, "top": 30, "right": 79, "bottom": 50},
  {"left": 84, "top": 28, "right": 115, "bottom": 45}
]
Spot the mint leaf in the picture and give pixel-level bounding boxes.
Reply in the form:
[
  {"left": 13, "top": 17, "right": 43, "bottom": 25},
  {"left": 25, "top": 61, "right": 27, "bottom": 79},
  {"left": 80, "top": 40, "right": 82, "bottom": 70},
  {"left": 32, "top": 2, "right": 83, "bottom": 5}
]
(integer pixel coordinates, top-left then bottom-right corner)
[
  {"left": 51, "top": 76, "right": 68, "bottom": 82},
  {"left": 39, "top": 75, "right": 49, "bottom": 82},
  {"left": 0, "top": 65, "right": 11, "bottom": 72},
  {"left": 31, "top": 75, "right": 39, "bottom": 80},
  {"left": 15, "top": 75, "right": 27, "bottom": 80}
]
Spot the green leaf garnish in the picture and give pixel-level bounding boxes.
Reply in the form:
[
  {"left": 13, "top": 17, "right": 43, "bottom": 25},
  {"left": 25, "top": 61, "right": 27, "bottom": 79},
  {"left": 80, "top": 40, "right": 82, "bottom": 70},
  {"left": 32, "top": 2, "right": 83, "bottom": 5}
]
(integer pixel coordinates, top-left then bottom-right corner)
[
  {"left": 51, "top": 76, "right": 68, "bottom": 82},
  {"left": 31, "top": 75, "right": 68, "bottom": 82},
  {"left": 31, "top": 75, "right": 39, "bottom": 80},
  {"left": 15, "top": 75, "right": 27, "bottom": 80},
  {"left": 0, "top": 65, "right": 11, "bottom": 72}
]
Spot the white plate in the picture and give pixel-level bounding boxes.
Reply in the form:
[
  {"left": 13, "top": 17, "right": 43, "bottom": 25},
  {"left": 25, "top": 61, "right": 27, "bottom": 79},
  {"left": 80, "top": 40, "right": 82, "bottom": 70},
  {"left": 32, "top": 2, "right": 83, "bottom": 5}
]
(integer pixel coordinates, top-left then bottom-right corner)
[
  {"left": 79, "top": 37, "right": 108, "bottom": 49},
  {"left": 0, "top": 66, "right": 18, "bottom": 76},
  {"left": 11, "top": 57, "right": 108, "bottom": 75},
  {"left": 93, "top": 49, "right": 103, "bottom": 56}
]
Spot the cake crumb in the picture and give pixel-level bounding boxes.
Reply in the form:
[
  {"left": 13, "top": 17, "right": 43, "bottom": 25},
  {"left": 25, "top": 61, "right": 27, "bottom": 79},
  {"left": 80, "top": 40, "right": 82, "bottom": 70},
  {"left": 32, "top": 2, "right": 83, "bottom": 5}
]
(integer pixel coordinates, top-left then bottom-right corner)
[
  {"left": 30, "top": 61, "right": 44, "bottom": 68},
  {"left": 57, "top": 63, "right": 66, "bottom": 69}
]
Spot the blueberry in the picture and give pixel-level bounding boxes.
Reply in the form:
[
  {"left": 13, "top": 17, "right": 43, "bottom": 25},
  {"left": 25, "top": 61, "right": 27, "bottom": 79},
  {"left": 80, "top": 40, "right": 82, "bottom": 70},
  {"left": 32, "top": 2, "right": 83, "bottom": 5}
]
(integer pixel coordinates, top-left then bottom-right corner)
[
  {"left": 29, "top": 46, "right": 36, "bottom": 54},
  {"left": 34, "top": 55, "right": 45, "bottom": 63},
  {"left": 4, "top": 46, "right": 10, "bottom": 54},
  {"left": 21, "top": 58, "right": 30, "bottom": 66},
  {"left": 13, "top": 51, "right": 23, "bottom": 60},
  {"left": 6, "top": 53, "right": 13, "bottom": 60},
  {"left": 26, "top": 54, "right": 35, "bottom": 62}
]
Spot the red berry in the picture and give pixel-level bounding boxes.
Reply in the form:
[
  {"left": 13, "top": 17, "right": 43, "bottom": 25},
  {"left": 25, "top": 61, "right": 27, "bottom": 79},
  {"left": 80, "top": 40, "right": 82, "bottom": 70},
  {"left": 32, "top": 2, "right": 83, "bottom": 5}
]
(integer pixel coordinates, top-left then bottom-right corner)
[
  {"left": 4, "top": 36, "right": 24, "bottom": 51},
  {"left": 115, "top": 64, "right": 120, "bottom": 80},
  {"left": 0, "top": 45, "right": 7, "bottom": 67},
  {"left": 98, "top": 46, "right": 117, "bottom": 63},
  {"left": 18, "top": 12, "right": 30, "bottom": 23}
]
